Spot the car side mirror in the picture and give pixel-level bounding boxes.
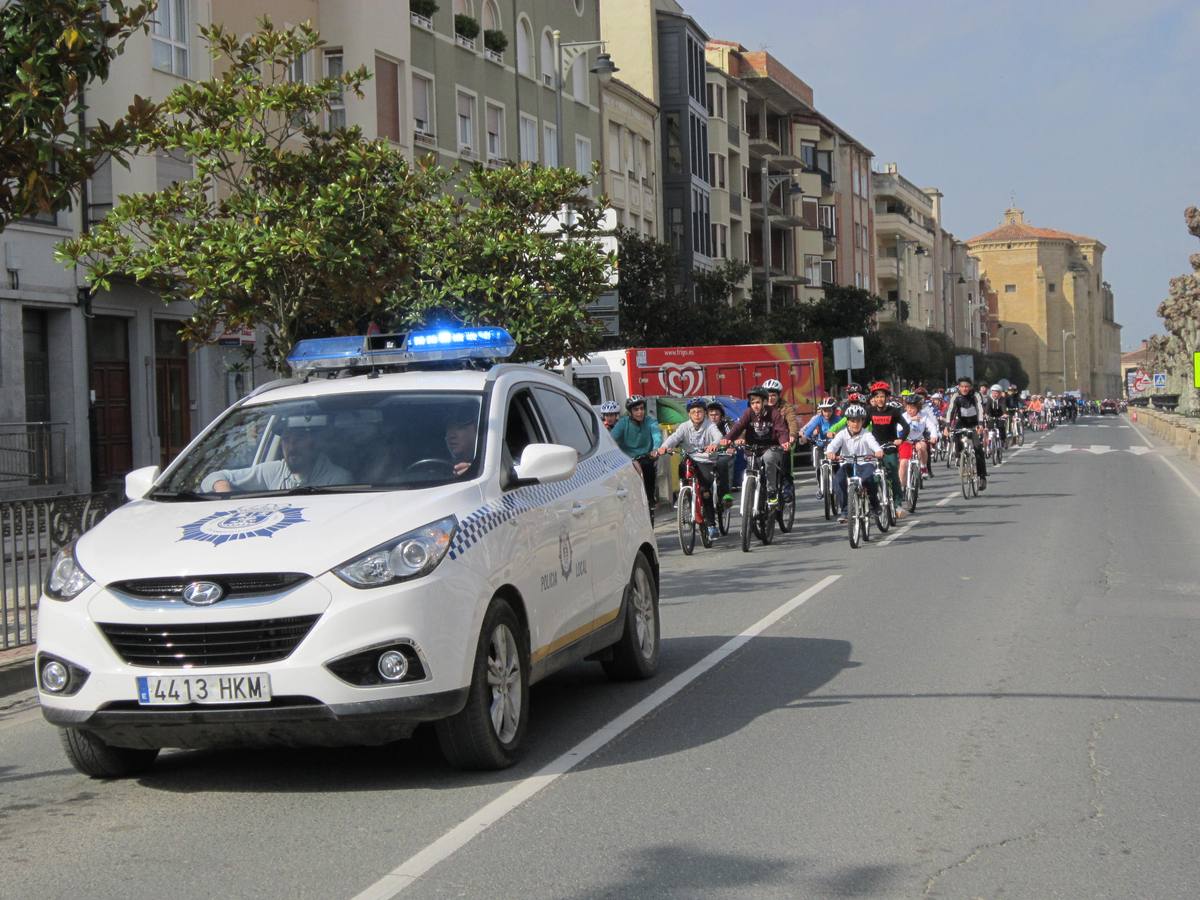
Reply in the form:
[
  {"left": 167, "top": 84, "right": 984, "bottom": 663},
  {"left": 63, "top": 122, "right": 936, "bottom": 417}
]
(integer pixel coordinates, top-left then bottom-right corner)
[
  {"left": 513, "top": 443, "right": 577, "bottom": 484},
  {"left": 125, "top": 465, "right": 162, "bottom": 501}
]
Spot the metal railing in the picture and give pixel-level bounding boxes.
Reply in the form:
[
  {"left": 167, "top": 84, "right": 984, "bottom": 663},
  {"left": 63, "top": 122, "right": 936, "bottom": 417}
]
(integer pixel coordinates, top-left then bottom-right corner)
[
  {"left": 2, "top": 491, "right": 121, "bottom": 649},
  {"left": 0, "top": 422, "right": 69, "bottom": 487}
]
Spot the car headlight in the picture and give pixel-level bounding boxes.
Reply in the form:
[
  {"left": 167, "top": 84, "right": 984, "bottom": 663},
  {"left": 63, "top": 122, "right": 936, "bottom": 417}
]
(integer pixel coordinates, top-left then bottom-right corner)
[
  {"left": 45, "top": 544, "right": 94, "bottom": 601},
  {"left": 333, "top": 516, "right": 458, "bottom": 588}
]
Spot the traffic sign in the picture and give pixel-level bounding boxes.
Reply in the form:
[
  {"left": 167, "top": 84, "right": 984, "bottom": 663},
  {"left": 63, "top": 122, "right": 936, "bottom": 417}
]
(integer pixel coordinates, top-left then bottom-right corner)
[
  {"left": 1132, "top": 370, "right": 1152, "bottom": 393},
  {"left": 1153, "top": 373, "right": 1167, "bottom": 389},
  {"left": 832, "top": 336, "right": 865, "bottom": 371}
]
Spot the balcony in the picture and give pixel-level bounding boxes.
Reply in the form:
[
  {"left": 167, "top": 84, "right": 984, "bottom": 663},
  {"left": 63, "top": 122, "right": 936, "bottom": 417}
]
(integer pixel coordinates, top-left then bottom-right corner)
[
  {"left": 875, "top": 258, "right": 899, "bottom": 282},
  {"left": 729, "top": 193, "right": 742, "bottom": 217},
  {"left": 747, "top": 130, "right": 780, "bottom": 157},
  {"left": 874, "top": 211, "right": 929, "bottom": 245},
  {"left": 821, "top": 224, "right": 836, "bottom": 250},
  {"left": 410, "top": 11, "right": 434, "bottom": 31}
]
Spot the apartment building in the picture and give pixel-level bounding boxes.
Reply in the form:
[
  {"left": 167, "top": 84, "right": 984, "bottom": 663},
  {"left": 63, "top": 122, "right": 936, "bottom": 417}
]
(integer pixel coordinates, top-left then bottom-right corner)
[
  {"left": 704, "top": 63, "right": 752, "bottom": 301},
  {"left": 602, "top": 0, "right": 711, "bottom": 297},
  {"left": 967, "top": 208, "right": 1122, "bottom": 396},
  {"left": 0, "top": 0, "right": 232, "bottom": 497},
  {"left": 792, "top": 109, "right": 874, "bottom": 300},
  {"left": 408, "top": 0, "right": 602, "bottom": 178},
  {"left": 872, "top": 163, "right": 936, "bottom": 328},
  {"left": 602, "top": 77, "right": 660, "bottom": 240}
]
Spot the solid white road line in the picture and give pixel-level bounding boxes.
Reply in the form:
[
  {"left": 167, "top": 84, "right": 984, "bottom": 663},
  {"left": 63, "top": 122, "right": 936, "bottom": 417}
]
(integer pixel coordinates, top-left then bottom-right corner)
[
  {"left": 1127, "top": 417, "right": 1200, "bottom": 502},
  {"left": 350, "top": 574, "right": 843, "bottom": 900},
  {"left": 878, "top": 520, "right": 919, "bottom": 546}
]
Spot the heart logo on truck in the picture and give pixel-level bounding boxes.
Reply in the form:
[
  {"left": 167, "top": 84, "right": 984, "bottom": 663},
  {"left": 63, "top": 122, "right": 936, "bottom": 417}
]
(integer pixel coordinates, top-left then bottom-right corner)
[{"left": 658, "top": 363, "right": 704, "bottom": 397}]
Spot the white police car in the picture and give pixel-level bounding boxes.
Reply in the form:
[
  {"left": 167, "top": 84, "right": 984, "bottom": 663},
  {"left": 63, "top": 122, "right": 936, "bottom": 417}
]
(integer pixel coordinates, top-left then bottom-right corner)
[{"left": 37, "top": 327, "right": 660, "bottom": 777}]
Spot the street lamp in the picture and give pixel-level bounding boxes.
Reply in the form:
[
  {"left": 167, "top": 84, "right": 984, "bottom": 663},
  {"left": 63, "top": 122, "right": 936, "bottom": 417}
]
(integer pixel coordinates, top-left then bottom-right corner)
[
  {"left": 893, "top": 237, "right": 927, "bottom": 324},
  {"left": 942, "top": 270, "right": 966, "bottom": 342},
  {"left": 1062, "top": 330, "right": 1076, "bottom": 390},
  {"left": 553, "top": 31, "right": 617, "bottom": 169},
  {"left": 759, "top": 166, "right": 804, "bottom": 314}
]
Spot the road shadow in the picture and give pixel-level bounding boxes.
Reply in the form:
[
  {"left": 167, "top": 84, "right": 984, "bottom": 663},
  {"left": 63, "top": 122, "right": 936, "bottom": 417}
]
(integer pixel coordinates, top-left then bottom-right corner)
[
  {"left": 133, "top": 636, "right": 855, "bottom": 793},
  {"left": 564, "top": 843, "right": 905, "bottom": 899}
]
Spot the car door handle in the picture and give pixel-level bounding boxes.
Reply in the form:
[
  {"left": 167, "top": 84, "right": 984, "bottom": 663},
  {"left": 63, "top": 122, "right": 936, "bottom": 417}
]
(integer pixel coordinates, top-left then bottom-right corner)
[
  {"left": 571, "top": 502, "right": 587, "bottom": 517},
  {"left": 615, "top": 488, "right": 628, "bottom": 499}
]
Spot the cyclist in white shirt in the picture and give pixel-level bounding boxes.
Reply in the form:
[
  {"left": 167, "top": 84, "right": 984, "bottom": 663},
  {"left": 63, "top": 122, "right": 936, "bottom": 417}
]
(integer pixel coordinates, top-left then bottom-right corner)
[
  {"left": 653, "top": 398, "right": 725, "bottom": 541},
  {"left": 824, "top": 404, "right": 884, "bottom": 524},
  {"left": 900, "top": 394, "right": 932, "bottom": 491}
]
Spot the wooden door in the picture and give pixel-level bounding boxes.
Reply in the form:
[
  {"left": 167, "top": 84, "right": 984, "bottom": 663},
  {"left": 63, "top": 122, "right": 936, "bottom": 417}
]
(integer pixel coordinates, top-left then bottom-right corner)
[
  {"left": 88, "top": 316, "right": 133, "bottom": 482},
  {"left": 154, "top": 320, "right": 191, "bottom": 468}
]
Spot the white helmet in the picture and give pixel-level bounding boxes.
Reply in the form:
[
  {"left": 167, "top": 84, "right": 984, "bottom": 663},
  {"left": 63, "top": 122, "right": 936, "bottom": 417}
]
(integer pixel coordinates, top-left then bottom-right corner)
[
  {"left": 599, "top": 401, "right": 620, "bottom": 415},
  {"left": 990, "top": 384, "right": 1003, "bottom": 393},
  {"left": 844, "top": 404, "right": 867, "bottom": 420},
  {"left": 762, "top": 378, "right": 783, "bottom": 393}
]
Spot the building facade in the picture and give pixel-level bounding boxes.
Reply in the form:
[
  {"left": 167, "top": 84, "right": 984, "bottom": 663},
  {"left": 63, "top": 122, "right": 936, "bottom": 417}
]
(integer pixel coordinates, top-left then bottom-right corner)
[
  {"left": 602, "top": 1, "right": 711, "bottom": 297},
  {"left": 967, "top": 208, "right": 1122, "bottom": 396},
  {"left": 703, "top": 63, "right": 752, "bottom": 301},
  {"left": 408, "top": 0, "right": 602, "bottom": 178},
  {"left": 873, "top": 163, "right": 935, "bottom": 327},
  {"left": 601, "top": 77, "right": 660, "bottom": 240}
]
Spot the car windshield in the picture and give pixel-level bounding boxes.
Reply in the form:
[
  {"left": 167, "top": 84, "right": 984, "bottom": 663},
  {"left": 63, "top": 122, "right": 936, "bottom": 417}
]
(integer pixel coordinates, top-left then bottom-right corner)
[{"left": 152, "top": 391, "right": 485, "bottom": 499}]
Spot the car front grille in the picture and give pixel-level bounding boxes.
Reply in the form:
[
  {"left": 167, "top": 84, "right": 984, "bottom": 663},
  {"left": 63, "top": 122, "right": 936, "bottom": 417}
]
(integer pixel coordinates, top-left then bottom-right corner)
[
  {"left": 97, "top": 615, "right": 321, "bottom": 668},
  {"left": 110, "top": 573, "right": 309, "bottom": 600}
]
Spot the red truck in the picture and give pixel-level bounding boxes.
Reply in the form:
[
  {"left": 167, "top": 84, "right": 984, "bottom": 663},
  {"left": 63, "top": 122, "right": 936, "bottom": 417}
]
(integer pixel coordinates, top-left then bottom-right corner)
[{"left": 564, "top": 342, "right": 826, "bottom": 415}]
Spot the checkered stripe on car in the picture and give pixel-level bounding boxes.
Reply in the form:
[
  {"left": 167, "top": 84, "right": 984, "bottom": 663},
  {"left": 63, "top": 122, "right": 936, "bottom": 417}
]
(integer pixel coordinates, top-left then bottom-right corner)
[{"left": 448, "top": 449, "right": 631, "bottom": 560}]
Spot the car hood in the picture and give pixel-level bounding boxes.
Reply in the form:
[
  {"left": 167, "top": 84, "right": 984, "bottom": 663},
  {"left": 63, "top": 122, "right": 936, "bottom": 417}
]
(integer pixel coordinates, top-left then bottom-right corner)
[{"left": 75, "top": 487, "right": 483, "bottom": 584}]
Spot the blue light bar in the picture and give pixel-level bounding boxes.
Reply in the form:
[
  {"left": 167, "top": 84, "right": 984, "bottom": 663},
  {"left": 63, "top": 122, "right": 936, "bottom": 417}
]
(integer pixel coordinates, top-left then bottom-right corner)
[
  {"left": 404, "top": 327, "right": 516, "bottom": 360},
  {"left": 287, "top": 326, "right": 516, "bottom": 375}
]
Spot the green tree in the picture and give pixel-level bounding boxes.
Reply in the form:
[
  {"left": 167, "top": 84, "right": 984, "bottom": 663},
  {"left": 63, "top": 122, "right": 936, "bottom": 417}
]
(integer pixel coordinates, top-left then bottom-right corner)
[
  {"left": 1, "top": 0, "right": 158, "bottom": 231},
  {"left": 614, "top": 228, "right": 680, "bottom": 347},
  {"left": 59, "top": 21, "right": 611, "bottom": 370}
]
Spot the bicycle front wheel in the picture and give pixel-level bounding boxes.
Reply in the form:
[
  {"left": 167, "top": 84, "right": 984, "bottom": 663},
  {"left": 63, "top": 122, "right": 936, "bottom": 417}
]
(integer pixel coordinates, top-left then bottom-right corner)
[
  {"left": 717, "top": 498, "right": 731, "bottom": 535},
  {"left": 821, "top": 467, "right": 833, "bottom": 520},
  {"left": 848, "top": 496, "right": 861, "bottom": 548},
  {"left": 906, "top": 468, "right": 919, "bottom": 513},
  {"left": 777, "top": 492, "right": 795, "bottom": 533},
  {"left": 676, "top": 485, "right": 696, "bottom": 555},
  {"left": 740, "top": 475, "right": 755, "bottom": 552}
]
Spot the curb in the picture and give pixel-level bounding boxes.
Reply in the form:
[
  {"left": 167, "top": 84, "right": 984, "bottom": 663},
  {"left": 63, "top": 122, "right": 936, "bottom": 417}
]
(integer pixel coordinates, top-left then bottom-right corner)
[{"left": 0, "top": 657, "right": 36, "bottom": 699}]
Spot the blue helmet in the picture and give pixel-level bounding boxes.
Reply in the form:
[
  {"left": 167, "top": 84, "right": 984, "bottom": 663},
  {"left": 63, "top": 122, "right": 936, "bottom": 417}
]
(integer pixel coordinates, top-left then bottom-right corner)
[{"left": 686, "top": 398, "right": 707, "bottom": 411}]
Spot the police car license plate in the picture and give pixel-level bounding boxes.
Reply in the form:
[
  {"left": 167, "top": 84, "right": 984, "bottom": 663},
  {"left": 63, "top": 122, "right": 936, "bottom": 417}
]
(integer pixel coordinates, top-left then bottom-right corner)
[{"left": 136, "top": 673, "right": 271, "bottom": 706}]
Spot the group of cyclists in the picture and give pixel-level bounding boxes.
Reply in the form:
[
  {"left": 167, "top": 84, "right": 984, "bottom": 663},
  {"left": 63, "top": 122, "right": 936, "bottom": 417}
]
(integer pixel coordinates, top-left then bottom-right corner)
[{"left": 602, "top": 374, "right": 1073, "bottom": 543}]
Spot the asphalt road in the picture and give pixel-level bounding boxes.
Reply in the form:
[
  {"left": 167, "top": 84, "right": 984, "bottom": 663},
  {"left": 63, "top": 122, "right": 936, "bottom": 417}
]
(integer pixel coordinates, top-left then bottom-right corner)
[{"left": 3, "top": 414, "right": 1199, "bottom": 899}]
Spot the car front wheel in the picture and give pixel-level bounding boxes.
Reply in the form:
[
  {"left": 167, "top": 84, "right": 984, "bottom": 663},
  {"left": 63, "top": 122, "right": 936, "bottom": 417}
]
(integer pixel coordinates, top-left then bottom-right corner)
[
  {"left": 436, "top": 598, "right": 529, "bottom": 770},
  {"left": 60, "top": 727, "right": 159, "bottom": 779},
  {"left": 602, "top": 553, "right": 660, "bottom": 681}
]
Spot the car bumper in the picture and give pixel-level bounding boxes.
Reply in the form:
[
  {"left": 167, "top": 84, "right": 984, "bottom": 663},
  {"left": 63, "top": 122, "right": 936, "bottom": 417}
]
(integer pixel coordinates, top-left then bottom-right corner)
[
  {"left": 36, "top": 569, "right": 489, "bottom": 749},
  {"left": 41, "top": 688, "right": 469, "bottom": 749}
]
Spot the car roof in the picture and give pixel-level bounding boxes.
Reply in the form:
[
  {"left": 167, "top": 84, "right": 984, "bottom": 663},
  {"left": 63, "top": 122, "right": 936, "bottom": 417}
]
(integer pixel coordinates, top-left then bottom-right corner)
[{"left": 242, "top": 363, "right": 570, "bottom": 407}]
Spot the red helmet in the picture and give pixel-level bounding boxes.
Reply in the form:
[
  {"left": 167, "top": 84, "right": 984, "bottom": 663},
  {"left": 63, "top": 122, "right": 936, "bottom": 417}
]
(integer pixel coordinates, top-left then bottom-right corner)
[
  {"left": 869, "top": 380, "right": 891, "bottom": 396},
  {"left": 846, "top": 391, "right": 862, "bottom": 403}
]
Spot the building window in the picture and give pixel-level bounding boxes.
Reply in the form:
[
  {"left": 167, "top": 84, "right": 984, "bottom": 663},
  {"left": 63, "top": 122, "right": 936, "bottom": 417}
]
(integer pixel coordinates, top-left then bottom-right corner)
[
  {"left": 805, "top": 254, "right": 822, "bottom": 286},
  {"left": 800, "top": 141, "right": 816, "bottom": 170},
  {"left": 607, "top": 124, "right": 621, "bottom": 172},
  {"left": 540, "top": 30, "right": 555, "bottom": 87},
  {"left": 708, "top": 153, "right": 726, "bottom": 190},
  {"left": 325, "top": 51, "right": 346, "bottom": 130},
  {"left": 155, "top": 148, "right": 192, "bottom": 190},
  {"left": 570, "top": 54, "right": 586, "bottom": 101},
  {"left": 665, "top": 113, "right": 682, "bottom": 174},
  {"left": 712, "top": 223, "right": 728, "bottom": 259},
  {"left": 456, "top": 90, "right": 477, "bottom": 154},
  {"left": 543, "top": 122, "right": 558, "bottom": 166},
  {"left": 821, "top": 259, "right": 835, "bottom": 285},
  {"left": 87, "top": 153, "right": 113, "bottom": 224},
  {"left": 517, "top": 17, "right": 534, "bottom": 76},
  {"left": 623, "top": 129, "right": 635, "bottom": 176},
  {"left": 668, "top": 207, "right": 684, "bottom": 253},
  {"left": 706, "top": 83, "right": 725, "bottom": 119},
  {"left": 375, "top": 56, "right": 401, "bottom": 142},
  {"left": 740, "top": 98, "right": 748, "bottom": 131},
  {"left": 152, "top": 0, "right": 189, "bottom": 77},
  {"left": 413, "top": 73, "right": 434, "bottom": 137},
  {"left": 486, "top": 102, "right": 504, "bottom": 161},
  {"left": 1048, "top": 282, "right": 1056, "bottom": 293},
  {"left": 742, "top": 165, "right": 750, "bottom": 199},
  {"left": 819, "top": 203, "right": 835, "bottom": 233},
  {"left": 519, "top": 113, "right": 538, "bottom": 162},
  {"left": 1004, "top": 284, "right": 1017, "bottom": 293},
  {"left": 482, "top": 0, "right": 501, "bottom": 31},
  {"left": 575, "top": 135, "right": 592, "bottom": 181},
  {"left": 639, "top": 138, "right": 650, "bottom": 184}
]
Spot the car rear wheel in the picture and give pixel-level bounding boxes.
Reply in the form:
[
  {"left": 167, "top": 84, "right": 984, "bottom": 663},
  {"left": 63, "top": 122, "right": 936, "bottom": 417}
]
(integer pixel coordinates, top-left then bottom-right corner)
[
  {"left": 602, "top": 554, "right": 660, "bottom": 681},
  {"left": 436, "top": 598, "right": 529, "bottom": 770},
  {"left": 60, "top": 727, "right": 159, "bottom": 779}
]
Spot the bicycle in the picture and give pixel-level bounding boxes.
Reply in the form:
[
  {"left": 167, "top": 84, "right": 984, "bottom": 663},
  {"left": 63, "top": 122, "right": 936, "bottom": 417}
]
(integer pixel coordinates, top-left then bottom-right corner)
[
  {"left": 738, "top": 445, "right": 778, "bottom": 552},
  {"left": 902, "top": 439, "right": 923, "bottom": 513},
  {"left": 1009, "top": 411, "right": 1024, "bottom": 447},
  {"left": 673, "top": 452, "right": 714, "bottom": 555},
  {"left": 713, "top": 448, "right": 735, "bottom": 536},
  {"left": 953, "top": 428, "right": 979, "bottom": 499},
  {"left": 840, "top": 455, "right": 876, "bottom": 549},
  {"left": 986, "top": 419, "right": 1003, "bottom": 467},
  {"left": 873, "top": 446, "right": 896, "bottom": 533}
]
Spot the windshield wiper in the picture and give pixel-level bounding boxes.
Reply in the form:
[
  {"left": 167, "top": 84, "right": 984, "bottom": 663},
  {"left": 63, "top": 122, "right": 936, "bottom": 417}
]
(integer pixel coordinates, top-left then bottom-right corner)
[
  {"left": 279, "top": 484, "right": 379, "bottom": 495},
  {"left": 146, "top": 490, "right": 215, "bottom": 502}
]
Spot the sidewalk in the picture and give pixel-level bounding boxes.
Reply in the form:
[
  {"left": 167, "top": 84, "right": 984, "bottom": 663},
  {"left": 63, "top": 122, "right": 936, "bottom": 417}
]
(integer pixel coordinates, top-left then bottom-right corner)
[{"left": 0, "top": 643, "right": 36, "bottom": 698}]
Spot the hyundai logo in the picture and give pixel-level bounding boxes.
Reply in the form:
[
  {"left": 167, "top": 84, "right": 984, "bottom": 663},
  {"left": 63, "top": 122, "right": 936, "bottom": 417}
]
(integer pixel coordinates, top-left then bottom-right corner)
[{"left": 181, "top": 581, "right": 225, "bottom": 606}]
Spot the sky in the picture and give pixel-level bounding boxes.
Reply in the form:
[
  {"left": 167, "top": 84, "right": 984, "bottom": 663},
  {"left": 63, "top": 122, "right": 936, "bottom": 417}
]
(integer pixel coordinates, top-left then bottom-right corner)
[{"left": 685, "top": 0, "right": 1200, "bottom": 349}]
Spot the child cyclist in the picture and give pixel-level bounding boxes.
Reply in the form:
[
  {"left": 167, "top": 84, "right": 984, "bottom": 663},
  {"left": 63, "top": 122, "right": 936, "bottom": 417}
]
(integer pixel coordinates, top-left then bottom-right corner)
[
  {"left": 825, "top": 404, "right": 884, "bottom": 524},
  {"left": 801, "top": 396, "right": 840, "bottom": 499},
  {"left": 900, "top": 393, "right": 932, "bottom": 495},
  {"left": 653, "top": 398, "right": 725, "bottom": 541},
  {"left": 705, "top": 400, "right": 735, "bottom": 508}
]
